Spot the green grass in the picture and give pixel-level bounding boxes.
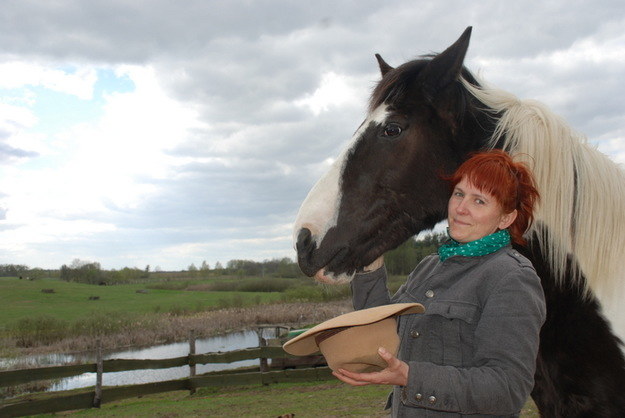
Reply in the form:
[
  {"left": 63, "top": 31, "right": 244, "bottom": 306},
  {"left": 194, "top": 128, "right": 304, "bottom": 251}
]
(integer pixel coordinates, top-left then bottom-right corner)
[
  {"left": 32, "top": 381, "right": 393, "bottom": 417},
  {"left": 0, "top": 275, "right": 355, "bottom": 354},
  {"left": 0, "top": 277, "right": 280, "bottom": 331},
  {"left": 29, "top": 381, "right": 540, "bottom": 417}
]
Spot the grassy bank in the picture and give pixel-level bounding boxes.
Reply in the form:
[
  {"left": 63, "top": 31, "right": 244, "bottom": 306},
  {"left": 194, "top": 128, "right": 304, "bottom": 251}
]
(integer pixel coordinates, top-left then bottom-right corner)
[
  {"left": 31, "top": 381, "right": 540, "bottom": 417},
  {"left": 0, "top": 275, "right": 356, "bottom": 357},
  {"left": 0, "top": 301, "right": 352, "bottom": 358}
]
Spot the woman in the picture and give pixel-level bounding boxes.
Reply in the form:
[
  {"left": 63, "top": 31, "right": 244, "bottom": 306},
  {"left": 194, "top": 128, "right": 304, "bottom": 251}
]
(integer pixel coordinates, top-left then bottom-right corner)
[{"left": 333, "top": 150, "right": 546, "bottom": 417}]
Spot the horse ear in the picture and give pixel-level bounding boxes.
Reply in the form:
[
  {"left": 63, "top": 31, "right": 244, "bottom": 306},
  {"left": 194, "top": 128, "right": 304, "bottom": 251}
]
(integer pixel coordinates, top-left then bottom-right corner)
[
  {"left": 419, "top": 26, "right": 472, "bottom": 100},
  {"left": 375, "top": 54, "right": 394, "bottom": 76}
]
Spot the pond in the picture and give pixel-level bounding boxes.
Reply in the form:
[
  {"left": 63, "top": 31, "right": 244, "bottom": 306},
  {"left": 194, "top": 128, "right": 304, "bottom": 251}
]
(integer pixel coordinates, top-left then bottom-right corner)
[{"left": 2, "top": 328, "right": 282, "bottom": 393}]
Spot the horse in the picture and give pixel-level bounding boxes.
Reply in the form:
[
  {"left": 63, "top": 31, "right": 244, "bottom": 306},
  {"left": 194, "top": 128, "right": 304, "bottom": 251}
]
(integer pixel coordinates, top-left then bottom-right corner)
[{"left": 293, "top": 27, "right": 625, "bottom": 417}]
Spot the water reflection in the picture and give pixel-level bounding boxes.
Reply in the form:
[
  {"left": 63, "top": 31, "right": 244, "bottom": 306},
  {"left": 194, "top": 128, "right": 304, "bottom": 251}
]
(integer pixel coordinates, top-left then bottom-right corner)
[{"left": 2, "top": 329, "right": 278, "bottom": 392}]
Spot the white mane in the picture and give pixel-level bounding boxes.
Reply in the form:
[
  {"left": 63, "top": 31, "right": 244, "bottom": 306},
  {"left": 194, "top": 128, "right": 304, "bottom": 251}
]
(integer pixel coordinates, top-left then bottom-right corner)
[{"left": 461, "top": 77, "right": 625, "bottom": 315}]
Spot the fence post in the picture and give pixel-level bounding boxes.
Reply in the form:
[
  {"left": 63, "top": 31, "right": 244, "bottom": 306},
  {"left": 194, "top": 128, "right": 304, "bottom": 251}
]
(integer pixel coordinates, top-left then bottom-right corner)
[
  {"left": 189, "top": 329, "right": 196, "bottom": 394},
  {"left": 257, "top": 327, "right": 269, "bottom": 373},
  {"left": 93, "top": 338, "right": 103, "bottom": 408}
]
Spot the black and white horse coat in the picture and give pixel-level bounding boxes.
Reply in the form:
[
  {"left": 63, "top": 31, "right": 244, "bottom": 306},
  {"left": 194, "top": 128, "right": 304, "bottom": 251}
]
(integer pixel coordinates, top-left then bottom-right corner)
[{"left": 294, "top": 27, "right": 625, "bottom": 416}]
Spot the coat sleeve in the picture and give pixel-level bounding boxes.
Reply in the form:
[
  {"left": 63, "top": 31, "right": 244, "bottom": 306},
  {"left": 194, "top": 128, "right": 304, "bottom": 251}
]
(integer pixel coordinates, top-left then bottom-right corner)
[
  {"left": 400, "top": 266, "right": 546, "bottom": 415},
  {"left": 350, "top": 266, "right": 392, "bottom": 310}
]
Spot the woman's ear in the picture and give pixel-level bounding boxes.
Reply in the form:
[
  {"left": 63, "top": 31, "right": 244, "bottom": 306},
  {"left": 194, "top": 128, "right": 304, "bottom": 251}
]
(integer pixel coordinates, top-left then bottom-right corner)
[{"left": 499, "top": 209, "right": 518, "bottom": 230}]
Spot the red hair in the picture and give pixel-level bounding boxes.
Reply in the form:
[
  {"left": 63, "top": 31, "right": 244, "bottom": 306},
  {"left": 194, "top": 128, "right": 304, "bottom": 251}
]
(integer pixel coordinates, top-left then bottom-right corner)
[{"left": 446, "top": 150, "right": 540, "bottom": 245}]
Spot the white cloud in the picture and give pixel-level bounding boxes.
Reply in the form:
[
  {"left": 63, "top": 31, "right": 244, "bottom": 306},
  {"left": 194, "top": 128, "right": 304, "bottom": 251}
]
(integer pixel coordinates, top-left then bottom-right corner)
[
  {"left": 295, "top": 71, "right": 364, "bottom": 116},
  {"left": 0, "top": 63, "right": 206, "bottom": 266},
  {"left": 0, "top": 61, "right": 97, "bottom": 99},
  {"left": 0, "top": 101, "right": 37, "bottom": 129},
  {"left": 0, "top": 102, "right": 40, "bottom": 158}
]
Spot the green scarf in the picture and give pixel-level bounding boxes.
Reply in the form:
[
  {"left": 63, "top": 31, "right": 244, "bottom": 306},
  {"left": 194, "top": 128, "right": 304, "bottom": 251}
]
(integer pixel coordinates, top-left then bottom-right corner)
[{"left": 438, "top": 229, "right": 511, "bottom": 262}]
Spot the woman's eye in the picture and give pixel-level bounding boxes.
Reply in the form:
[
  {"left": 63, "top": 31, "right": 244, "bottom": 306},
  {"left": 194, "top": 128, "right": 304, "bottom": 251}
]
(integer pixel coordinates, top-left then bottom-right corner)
[{"left": 382, "top": 123, "right": 402, "bottom": 137}]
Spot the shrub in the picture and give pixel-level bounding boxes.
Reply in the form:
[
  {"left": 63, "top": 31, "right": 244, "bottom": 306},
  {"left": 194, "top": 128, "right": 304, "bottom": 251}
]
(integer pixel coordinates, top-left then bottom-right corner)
[
  {"left": 167, "top": 304, "right": 195, "bottom": 316},
  {"left": 217, "top": 294, "right": 245, "bottom": 309},
  {"left": 71, "top": 311, "right": 134, "bottom": 336},
  {"left": 7, "top": 312, "right": 148, "bottom": 348},
  {"left": 9, "top": 315, "right": 69, "bottom": 347},
  {"left": 146, "top": 281, "right": 190, "bottom": 290},
  {"left": 237, "top": 278, "right": 293, "bottom": 293},
  {"left": 205, "top": 281, "right": 239, "bottom": 292},
  {"left": 280, "top": 284, "right": 350, "bottom": 303}
]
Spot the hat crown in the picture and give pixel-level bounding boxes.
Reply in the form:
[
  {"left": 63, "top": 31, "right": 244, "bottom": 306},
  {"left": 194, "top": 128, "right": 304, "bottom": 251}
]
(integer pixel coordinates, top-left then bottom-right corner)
[{"left": 282, "top": 303, "right": 425, "bottom": 368}]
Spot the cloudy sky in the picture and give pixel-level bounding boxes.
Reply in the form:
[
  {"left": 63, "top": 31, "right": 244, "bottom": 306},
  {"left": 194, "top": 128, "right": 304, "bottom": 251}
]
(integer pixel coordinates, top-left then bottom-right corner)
[{"left": 1, "top": 1, "right": 624, "bottom": 271}]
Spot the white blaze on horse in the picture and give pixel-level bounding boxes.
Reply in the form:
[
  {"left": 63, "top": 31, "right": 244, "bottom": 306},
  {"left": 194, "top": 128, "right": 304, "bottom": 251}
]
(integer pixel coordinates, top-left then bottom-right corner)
[{"left": 293, "top": 27, "right": 625, "bottom": 417}]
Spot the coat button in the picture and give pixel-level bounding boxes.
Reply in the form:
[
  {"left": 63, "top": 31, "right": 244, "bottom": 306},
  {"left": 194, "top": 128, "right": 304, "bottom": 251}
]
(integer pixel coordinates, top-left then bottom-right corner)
[
  {"left": 428, "top": 395, "right": 437, "bottom": 404},
  {"left": 425, "top": 290, "right": 434, "bottom": 298},
  {"left": 415, "top": 393, "right": 423, "bottom": 401},
  {"left": 410, "top": 330, "right": 420, "bottom": 338}
]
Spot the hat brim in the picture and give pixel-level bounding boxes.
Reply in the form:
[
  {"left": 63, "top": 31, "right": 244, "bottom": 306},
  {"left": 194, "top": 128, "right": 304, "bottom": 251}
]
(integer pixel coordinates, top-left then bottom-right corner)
[{"left": 283, "top": 302, "right": 424, "bottom": 356}]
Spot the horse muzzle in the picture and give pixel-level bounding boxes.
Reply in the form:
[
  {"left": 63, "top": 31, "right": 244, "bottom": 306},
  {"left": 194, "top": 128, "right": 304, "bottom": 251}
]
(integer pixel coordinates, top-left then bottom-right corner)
[
  {"left": 295, "top": 227, "right": 352, "bottom": 280},
  {"left": 296, "top": 227, "right": 320, "bottom": 277}
]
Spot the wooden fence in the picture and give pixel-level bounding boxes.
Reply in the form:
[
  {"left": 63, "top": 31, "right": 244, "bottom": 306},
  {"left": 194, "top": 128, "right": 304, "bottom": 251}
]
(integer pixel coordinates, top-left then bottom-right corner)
[{"left": 0, "top": 328, "right": 330, "bottom": 417}]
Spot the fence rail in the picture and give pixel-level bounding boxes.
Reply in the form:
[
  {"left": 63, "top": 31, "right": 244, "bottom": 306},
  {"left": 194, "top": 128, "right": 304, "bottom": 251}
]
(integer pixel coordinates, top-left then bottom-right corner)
[
  {"left": 0, "top": 330, "right": 329, "bottom": 417},
  {"left": 0, "top": 345, "right": 289, "bottom": 388},
  {"left": 1, "top": 367, "right": 333, "bottom": 417}
]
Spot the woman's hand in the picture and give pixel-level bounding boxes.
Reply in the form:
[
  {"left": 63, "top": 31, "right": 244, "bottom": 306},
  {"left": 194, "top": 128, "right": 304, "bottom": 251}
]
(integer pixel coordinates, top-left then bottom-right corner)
[
  {"left": 362, "top": 256, "right": 384, "bottom": 272},
  {"left": 332, "top": 347, "right": 409, "bottom": 387},
  {"left": 314, "top": 256, "right": 385, "bottom": 283}
]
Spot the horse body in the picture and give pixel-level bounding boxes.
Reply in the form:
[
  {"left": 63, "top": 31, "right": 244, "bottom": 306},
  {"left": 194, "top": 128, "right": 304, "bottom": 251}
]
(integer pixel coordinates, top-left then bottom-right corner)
[{"left": 294, "top": 27, "right": 625, "bottom": 416}]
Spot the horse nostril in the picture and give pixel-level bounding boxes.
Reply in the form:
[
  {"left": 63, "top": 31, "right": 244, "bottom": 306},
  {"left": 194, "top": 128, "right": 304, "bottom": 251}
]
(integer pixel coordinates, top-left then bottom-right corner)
[
  {"left": 296, "top": 228, "right": 314, "bottom": 254},
  {"left": 296, "top": 228, "right": 320, "bottom": 277}
]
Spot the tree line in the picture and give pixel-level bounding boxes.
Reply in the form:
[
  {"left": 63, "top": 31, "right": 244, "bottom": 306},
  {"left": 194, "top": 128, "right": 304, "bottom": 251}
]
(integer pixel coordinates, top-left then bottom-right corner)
[
  {"left": 1, "top": 232, "right": 447, "bottom": 284},
  {"left": 58, "top": 260, "right": 149, "bottom": 285}
]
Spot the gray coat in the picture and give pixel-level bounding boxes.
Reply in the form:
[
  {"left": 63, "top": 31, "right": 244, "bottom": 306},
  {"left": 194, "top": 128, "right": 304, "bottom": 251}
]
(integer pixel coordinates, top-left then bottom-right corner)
[{"left": 351, "top": 246, "right": 546, "bottom": 417}]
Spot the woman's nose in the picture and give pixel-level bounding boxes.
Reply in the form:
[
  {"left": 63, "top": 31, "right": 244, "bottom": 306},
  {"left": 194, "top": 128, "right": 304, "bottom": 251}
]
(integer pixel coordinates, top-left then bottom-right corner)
[{"left": 456, "top": 199, "right": 468, "bottom": 214}]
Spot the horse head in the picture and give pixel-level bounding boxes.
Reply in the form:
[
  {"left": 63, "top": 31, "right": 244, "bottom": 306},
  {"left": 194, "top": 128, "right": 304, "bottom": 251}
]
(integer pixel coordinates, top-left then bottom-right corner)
[{"left": 294, "top": 27, "right": 494, "bottom": 282}]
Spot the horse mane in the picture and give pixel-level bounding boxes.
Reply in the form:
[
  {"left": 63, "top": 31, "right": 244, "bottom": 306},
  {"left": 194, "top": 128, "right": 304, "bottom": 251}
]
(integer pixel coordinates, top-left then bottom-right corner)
[{"left": 461, "top": 76, "right": 625, "bottom": 303}]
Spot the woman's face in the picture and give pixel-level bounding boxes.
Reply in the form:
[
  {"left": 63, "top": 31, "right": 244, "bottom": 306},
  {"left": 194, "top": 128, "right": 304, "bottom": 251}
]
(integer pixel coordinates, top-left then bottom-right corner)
[{"left": 447, "top": 177, "right": 517, "bottom": 243}]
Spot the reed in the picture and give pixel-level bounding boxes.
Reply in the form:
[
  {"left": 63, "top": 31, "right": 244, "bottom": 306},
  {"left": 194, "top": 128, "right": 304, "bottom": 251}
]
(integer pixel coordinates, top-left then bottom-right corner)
[
  {"left": 0, "top": 275, "right": 360, "bottom": 357},
  {"left": 8, "top": 316, "right": 69, "bottom": 347},
  {"left": 7, "top": 311, "right": 145, "bottom": 348},
  {"left": 3, "top": 301, "right": 352, "bottom": 357}
]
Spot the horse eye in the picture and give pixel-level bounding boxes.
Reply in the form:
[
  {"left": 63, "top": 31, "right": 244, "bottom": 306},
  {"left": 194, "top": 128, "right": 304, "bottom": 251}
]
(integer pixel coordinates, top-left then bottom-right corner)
[{"left": 382, "top": 123, "right": 402, "bottom": 137}]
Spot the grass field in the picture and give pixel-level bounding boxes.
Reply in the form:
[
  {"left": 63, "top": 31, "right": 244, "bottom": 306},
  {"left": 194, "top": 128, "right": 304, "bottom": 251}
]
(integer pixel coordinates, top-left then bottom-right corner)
[
  {"left": 0, "top": 277, "right": 281, "bottom": 324},
  {"left": 0, "top": 274, "right": 354, "bottom": 357},
  {"left": 31, "top": 381, "right": 540, "bottom": 417},
  {"left": 0, "top": 276, "right": 291, "bottom": 355}
]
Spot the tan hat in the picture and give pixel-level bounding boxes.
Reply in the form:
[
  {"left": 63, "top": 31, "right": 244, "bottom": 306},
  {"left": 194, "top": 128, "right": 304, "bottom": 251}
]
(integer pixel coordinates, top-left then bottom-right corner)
[{"left": 283, "top": 303, "right": 424, "bottom": 373}]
